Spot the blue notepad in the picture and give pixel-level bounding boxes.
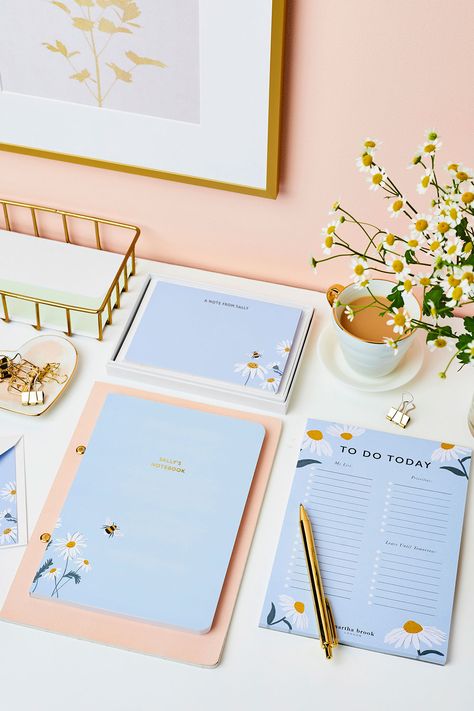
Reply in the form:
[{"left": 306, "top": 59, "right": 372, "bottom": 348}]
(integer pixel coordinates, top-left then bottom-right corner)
[
  {"left": 121, "top": 281, "right": 303, "bottom": 393},
  {"left": 260, "top": 419, "right": 471, "bottom": 664},
  {"left": 30, "top": 393, "right": 265, "bottom": 633}
]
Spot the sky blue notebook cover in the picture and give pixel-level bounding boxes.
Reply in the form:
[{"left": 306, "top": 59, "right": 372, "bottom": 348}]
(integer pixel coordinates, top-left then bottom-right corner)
[
  {"left": 122, "top": 281, "right": 303, "bottom": 393},
  {"left": 260, "top": 419, "right": 471, "bottom": 664},
  {"left": 30, "top": 393, "right": 265, "bottom": 633}
]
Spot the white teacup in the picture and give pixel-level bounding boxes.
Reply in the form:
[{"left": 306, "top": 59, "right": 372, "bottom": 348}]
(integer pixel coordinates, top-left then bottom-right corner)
[{"left": 327, "top": 279, "right": 421, "bottom": 378}]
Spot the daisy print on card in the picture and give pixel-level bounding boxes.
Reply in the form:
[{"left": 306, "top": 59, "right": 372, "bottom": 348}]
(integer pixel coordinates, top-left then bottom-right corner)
[{"left": 0, "top": 435, "right": 27, "bottom": 549}]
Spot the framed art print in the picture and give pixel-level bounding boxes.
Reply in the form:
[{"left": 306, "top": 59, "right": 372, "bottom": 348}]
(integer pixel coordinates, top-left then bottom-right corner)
[{"left": 0, "top": 0, "right": 286, "bottom": 198}]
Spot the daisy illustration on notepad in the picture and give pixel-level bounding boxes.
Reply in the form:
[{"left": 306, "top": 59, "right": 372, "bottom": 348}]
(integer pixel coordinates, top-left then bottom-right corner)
[
  {"left": 431, "top": 443, "right": 471, "bottom": 479},
  {"left": 384, "top": 620, "right": 446, "bottom": 658}
]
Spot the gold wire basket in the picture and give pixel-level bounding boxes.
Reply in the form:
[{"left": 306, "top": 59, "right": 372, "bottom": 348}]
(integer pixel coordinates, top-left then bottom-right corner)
[{"left": 0, "top": 198, "right": 140, "bottom": 340}]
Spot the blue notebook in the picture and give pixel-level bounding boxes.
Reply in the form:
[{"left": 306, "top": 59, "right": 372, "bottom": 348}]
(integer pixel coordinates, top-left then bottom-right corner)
[
  {"left": 120, "top": 281, "right": 303, "bottom": 393},
  {"left": 30, "top": 393, "right": 265, "bottom": 633},
  {"left": 260, "top": 419, "right": 471, "bottom": 664}
]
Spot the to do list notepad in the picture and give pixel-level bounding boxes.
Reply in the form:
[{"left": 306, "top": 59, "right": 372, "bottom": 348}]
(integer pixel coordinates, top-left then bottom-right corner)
[{"left": 260, "top": 419, "right": 471, "bottom": 664}]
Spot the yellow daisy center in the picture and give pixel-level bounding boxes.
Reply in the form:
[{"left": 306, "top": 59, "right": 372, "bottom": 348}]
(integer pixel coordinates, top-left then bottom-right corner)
[
  {"left": 462, "top": 191, "right": 474, "bottom": 204},
  {"left": 284, "top": 347, "right": 290, "bottom": 352},
  {"left": 421, "top": 175, "right": 430, "bottom": 188},
  {"left": 464, "top": 242, "right": 473, "bottom": 253},
  {"left": 441, "top": 443, "right": 454, "bottom": 450},
  {"left": 362, "top": 153, "right": 373, "bottom": 167},
  {"left": 3, "top": 528, "right": 12, "bottom": 535},
  {"left": 424, "top": 143, "right": 436, "bottom": 153},
  {"left": 415, "top": 219, "right": 428, "bottom": 232},
  {"left": 403, "top": 279, "right": 412, "bottom": 292},
  {"left": 430, "top": 240, "right": 441, "bottom": 251},
  {"left": 451, "top": 286, "right": 463, "bottom": 301},
  {"left": 50, "top": 568, "right": 58, "bottom": 574},
  {"left": 434, "top": 338, "right": 447, "bottom": 348},
  {"left": 247, "top": 362, "right": 258, "bottom": 369},
  {"left": 340, "top": 432, "right": 353, "bottom": 440},
  {"left": 391, "top": 259, "right": 404, "bottom": 273},
  {"left": 447, "top": 243, "right": 458, "bottom": 255},
  {"left": 403, "top": 620, "right": 423, "bottom": 634},
  {"left": 267, "top": 378, "right": 275, "bottom": 383},
  {"left": 372, "top": 173, "right": 383, "bottom": 185},
  {"left": 325, "top": 236, "right": 334, "bottom": 248},
  {"left": 456, "top": 171, "right": 469, "bottom": 182},
  {"left": 407, "top": 238, "right": 419, "bottom": 248},
  {"left": 294, "top": 601, "right": 305, "bottom": 614},
  {"left": 448, "top": 275, "right": 460, "bottom": 287},
  {"left": 84, "top": 560, "right": 90, "bottom": 566},
  {"left": 448, "top": 163, "right": 458, "bottom": 172},
  {"left": 419, "top": 277, "right": 430, "bottom": 286},
  {"left": 437, "top": 221, "right": 450, "bottom": 234},
  {"left": 462, "top": 271, "right": 474, "bottom": 283},
  {"left": 327, "top": 225, "right": 336, "bottom": 235},
  {"left": 354, "top": 264, "right": 365, "bottom": 276},
  {"left": 392, "top": 199, "right": 403, "bottom": 212},
  {"left": 364, "top": 140, "right": 376, "bottom": 148},
  {"left": 307, "top": 429, "right": 323, "bottom": 441},
  {"left": 10, "top": 489, "right": 16, "bottom": 496},
  {"left": 394, "top": 313, "right": 406, "bottom": 326},
  {"left": 66, "top": 541, "right": 76, "bottom": 549},
  {"left": 449, "top": 208, "right": 459, "bottom": 220},
  {"left": 385, "top": 233, "right": 395, "bottom": 246}
]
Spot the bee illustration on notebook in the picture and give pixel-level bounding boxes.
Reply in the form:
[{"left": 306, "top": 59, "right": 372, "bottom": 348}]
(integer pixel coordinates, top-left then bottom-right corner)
[
  {"left": 102, "top": 520, "right": 124, "bottom": 539},
  {"left": 251, "top": 351, "right": 262, "bottom": 359}
]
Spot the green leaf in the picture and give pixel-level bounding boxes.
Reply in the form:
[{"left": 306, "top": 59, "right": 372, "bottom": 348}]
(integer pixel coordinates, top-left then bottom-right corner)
[
  {"left": 417, "top": 649, "right": 444, "bottom": 657},
  {"left": 464, "top": 317, "right": 474, "bottom": 335},
  {"left": 282, "top": 618, "right": 292, "bottom": 632},
  {"left": 267, "top": 602, "right": 276, "bottom": 625},
  {"left": 33, "top": 558, "right": 53, "bottom": 584},
  {"left": 64, "top": 571, "right": 81, "bottom": 584},
  {"left": 404, "top": 249, "right": 416, "bottom": 264},
  {"left": 387, "top": 288, "right": 404, "bottom": 310},
  {"left": 297, "top": 459, "right": 321, "bottom": 468},
  {"left": 440, "top": 465, "right": 468, "bottom": 478}
]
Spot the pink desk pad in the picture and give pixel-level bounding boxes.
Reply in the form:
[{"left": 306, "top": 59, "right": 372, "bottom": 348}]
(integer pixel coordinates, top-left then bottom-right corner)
[{"left": 1, "top": 382, "right": 281, "bottom": 666}]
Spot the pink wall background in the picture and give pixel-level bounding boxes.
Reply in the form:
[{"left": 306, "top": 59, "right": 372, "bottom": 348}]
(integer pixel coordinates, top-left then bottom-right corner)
[{"left": 1, "top": 0, "right": 473, "bottom": 293}]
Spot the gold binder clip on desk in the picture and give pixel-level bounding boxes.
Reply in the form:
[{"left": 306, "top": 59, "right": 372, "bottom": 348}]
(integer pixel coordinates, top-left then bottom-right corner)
[{"left": 299, "top": 504, "right": 338, "bottom": 659}]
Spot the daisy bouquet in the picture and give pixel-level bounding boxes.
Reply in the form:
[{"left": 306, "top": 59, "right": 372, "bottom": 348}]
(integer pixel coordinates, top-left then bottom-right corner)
[{"left": 313, "top": 131, "right": 474, "bottom": 377}]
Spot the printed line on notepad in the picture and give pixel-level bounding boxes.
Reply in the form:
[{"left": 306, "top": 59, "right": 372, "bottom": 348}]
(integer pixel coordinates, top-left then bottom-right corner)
[{"left": 393, "top": 483, "right": 452, "bottom": 496}]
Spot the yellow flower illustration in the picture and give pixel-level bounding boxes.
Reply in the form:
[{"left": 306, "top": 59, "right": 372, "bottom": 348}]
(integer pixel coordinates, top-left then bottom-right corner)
[{"left": 302, "top": 429, "right": 333, "bottom": 457}]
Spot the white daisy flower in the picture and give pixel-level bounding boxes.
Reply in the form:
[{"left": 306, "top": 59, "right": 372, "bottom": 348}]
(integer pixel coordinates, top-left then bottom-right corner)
[
  {"left": 0, "top": 525, "right": 17, "bottom": 545},
  {"left": 234, "top": 361, "right": 267, "bottom": 382},
  {"left": 54, "top": 531, "right": 86, "bottom": 561},
  {"left": 260, "top": 376, "right": 280, "bottom": 392},
  {"left": 443, "top": 234, "right": 464, "bottom": 263},
  {"left": 326, "top": 424, "right": 365, "bottom": 441},
  {"left": 431, "top": 443, "right": 470, "bottom": 462},
  {"left": 278, "top": 594, "right": 309, "bottom": 631},
  {"left": 386, "top": 253, "right": 409, "bottom": 280},
  {"left": 276, "top": 340, "right": 292, "bottom": 358},
  {"left": 356, "top": 152, "right": 374, "bottom": 172},
  {"left": 343, "top": 305, "right": 355, "bottom": 322},
  {"left": 387, "top": 197, "right": 406, "bottom": 218},
  {"left": 383, "top": 337, "right": 399, "bottom": 355},
  {"left": 363, "top": 137, "right": 382, "bottom": 153},
  {"left": 397, "top": 277, "right": 416, "bottom": 296},
  {"left": 328, "top": 200, "right": 341, "bottom": 215},
  {"left": 384, "top": 620, "right": 446, "bottom": 651},
  {"left": 381, "top": 231, "right": 397, "bottom": 249},
  {"left": 442, "top": 202, "right": 463, "bottom": 228},
  {"left": 455, "top": 265, "right": 474, "bottom": 293},
  {"left": 415, "top": 272, "right": 433, "bottom": 289},
  {"left": 419, "top": 137, "right": 442, "bottom": 156},
  {"left": 464, "top": 340, "right": 474, "bottom": 362},
  {"left": 410, "top": 213, "right": 432, "bottom": 235},
  {"left": 0, "top": 481, "right": 17, "bottom": 501},
  {"left": 427, "top": 337, "right": 455, "bottom": 352},
  {"left": 45, "top": 565, "right": 62, "bottom": 579},
  {"left": 387, "top": 308, "right": 412, "bottom": 335},
  {"left": 302, "top": 428, "right": 333, "bottom": 457},
  {"left": 427, "top": 236, "right": 445, "bottom": 258},
  {"left": 76, "top": 558, "right": 92, "bottom": 573},
  {"left": 416, "top": 169, "right": 432, "bottom": 194},
  {"left": 367, "top": 165, "right": 386, "bottom": 191},
  {"left": 405, "top": 233, "right": 426, "bottom": 251},
  {"left": 351, "top": 257, "right": 370, "bottom": 287},
  {"left": 453, "top": 164, "right": 473, "bottom": 183},
  {"left": 433, "top": 217, "right": 454, "bottom": 239},
  {"left": 446, "top": 162, "right": 460, "bottom": 176}
]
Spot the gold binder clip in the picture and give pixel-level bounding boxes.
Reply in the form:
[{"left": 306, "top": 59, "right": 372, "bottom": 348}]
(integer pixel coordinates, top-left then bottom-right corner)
[
  {"left": 386, "top": 392, "right": 415, "bottom": 429},
  {"left": 0, "top": 355, "right": 11, "bottom": 381},
  {"left": 20, "top": 372, "right": 45, "bottom": 407}
]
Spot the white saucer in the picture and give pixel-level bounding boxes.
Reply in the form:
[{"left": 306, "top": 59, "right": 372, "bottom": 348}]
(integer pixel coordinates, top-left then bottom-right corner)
[{"left": 317, "top": 325, "right": 425, "bottom": 392}]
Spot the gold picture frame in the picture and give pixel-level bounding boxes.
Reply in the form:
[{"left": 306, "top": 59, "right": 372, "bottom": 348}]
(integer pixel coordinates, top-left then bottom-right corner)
[{"left": 0, "top": 0, "right": 286, "bottom": 199}]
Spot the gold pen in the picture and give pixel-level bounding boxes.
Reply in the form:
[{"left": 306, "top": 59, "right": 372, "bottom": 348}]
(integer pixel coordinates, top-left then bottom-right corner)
[{"left": 299, "top": 503, "right": 338, "bottom": 659}]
